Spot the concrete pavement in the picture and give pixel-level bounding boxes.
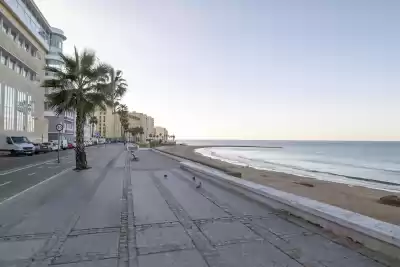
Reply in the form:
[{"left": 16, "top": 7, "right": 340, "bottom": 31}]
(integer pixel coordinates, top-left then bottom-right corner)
[{"left": 0, "top": 148, "right": 395, "bottom": 266}]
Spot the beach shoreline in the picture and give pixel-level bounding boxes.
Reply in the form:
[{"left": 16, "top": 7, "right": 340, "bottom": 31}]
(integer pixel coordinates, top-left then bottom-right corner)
[{"left": 158, "top": 145, "right": 400, "bottom": 225}]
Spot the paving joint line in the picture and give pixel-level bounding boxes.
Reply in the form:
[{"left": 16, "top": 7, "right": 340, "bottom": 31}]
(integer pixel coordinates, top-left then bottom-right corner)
[
  {"left": 170, "top": 169, "right": 311, "bottom": 267},
  {"left": 0, "top": 232, "right": 54, "bottom": 242},
  {"left": 50, "top": 252, "right": 119, "bottom": 265},
  {"left": 150, "top": 172, "right": 222, "bottom": 267},
  {"left": 118, "top": 152, "right": 138, "bottom": 267},
  {"left": 69, "top": 226, "right": 121, "bottom": 236}
]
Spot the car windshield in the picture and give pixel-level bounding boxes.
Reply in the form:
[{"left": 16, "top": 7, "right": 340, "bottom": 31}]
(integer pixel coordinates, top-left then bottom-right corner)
[
  {"left": 42, "top": 142, "right": 51, "bottom": 145},
  {"left": 11, "top": 137, "right": 30, "bottom": 144}
]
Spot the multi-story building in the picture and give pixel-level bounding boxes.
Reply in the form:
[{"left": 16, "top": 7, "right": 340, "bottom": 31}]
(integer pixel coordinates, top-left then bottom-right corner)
[
  {"left": 43, "top": 26, "right": 73, "bottom": 141},
  {"left": 0, "top": 0, "right": 68, "bottom": 142},
  {"left": 129, "top": 111, "right": 154, "bottom": 142},
  {"left": 154, "top": 126, "right": 168, "bottom": 141},
  {"left": 93, "top": 106, "right": 121, "bottom": 139},
  {"left": 0, "top": 0, "right": 49, "bottom": 142}
]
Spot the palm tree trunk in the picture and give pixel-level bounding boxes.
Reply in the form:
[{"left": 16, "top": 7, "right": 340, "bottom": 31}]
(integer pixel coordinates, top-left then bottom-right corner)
[{"left": 75, "top": 109, "right": 88, "bottom": 170}]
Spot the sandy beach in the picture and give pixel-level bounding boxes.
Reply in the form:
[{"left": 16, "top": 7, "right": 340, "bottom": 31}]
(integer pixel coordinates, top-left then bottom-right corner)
[{"left": 158, "top": 145, "right": 400, "bottom": 225}]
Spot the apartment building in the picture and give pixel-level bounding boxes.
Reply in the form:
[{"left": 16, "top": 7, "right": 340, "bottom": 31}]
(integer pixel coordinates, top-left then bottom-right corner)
[
  {"left": 129, "top": 111, "right": 154, "bottom": 142},
  {"left": 0, "top": 0, "right": 68, "bottom": 142},
  {"left": 154, "top": 126, "right": 168, "bottom": 141},
  {"left": 93, "top": 106, "right": 122, "bottom": 139}
]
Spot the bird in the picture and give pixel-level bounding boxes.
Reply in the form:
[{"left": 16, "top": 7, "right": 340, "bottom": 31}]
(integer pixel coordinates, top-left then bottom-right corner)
[
  {"left": 196, "top": 182, "right": 202, "bottom": 189},
  {"left": 164, "top": 174, "right": 168, "bottom": 178},
  {"left": 192, "top": 176, "right": 196, "bottom": 181}
]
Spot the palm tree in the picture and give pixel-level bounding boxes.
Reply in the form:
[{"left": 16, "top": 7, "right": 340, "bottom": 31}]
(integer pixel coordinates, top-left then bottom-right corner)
[
  {"left": 116, "top": 104, "right": 129, "bottom": 140},
  {"left": 89, "top": 116, "right": 98, "bottom": 137},
  {"left": 107, "top": 69, "right": 128, "bottom": 135},
  {"left": 42, "top": 47, "right": 111, "bottom": 170}
]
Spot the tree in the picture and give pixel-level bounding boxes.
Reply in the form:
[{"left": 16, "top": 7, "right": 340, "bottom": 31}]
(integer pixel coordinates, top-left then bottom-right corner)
[
  {"left": 106, "top": 69, "right": 128, "bottom": 136},
  {"left": 116, "top": 104, "right": 129, "bottom": 140},
  {"left": 89, "top": 116, "right": 98, "bottom": 137},
  {"left": 42, "top": 47, "right": 111, "bottom": 170}
]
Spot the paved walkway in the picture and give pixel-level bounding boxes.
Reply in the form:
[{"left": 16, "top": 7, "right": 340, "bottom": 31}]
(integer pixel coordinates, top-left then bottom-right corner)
[{"left": 0, "top": 148, "right": 393, "bottom": 266}]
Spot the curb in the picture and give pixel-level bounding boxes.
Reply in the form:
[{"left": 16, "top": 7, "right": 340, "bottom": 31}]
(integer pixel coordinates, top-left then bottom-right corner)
[{"left": 153, "top": 149, "right": 400, "bottom": 260}]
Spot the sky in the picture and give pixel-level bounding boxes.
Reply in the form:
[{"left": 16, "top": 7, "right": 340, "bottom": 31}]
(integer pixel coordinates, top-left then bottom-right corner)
[{"left": 35, "top": 0, "right": 400, "bottom": 140}]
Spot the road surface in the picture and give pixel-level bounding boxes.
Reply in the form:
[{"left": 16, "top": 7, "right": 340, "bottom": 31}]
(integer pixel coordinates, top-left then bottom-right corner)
[
  {"left": 0, "top": 145, "right": 106, "bottom": 203},
  {"left": 0, "top": 147, "right": 395, "bottom": 266}
]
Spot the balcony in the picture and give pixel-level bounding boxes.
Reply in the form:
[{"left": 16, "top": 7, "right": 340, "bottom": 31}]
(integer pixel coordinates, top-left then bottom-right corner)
[{"left": 45, "top": 53, "right": 63, "bottom": 62}]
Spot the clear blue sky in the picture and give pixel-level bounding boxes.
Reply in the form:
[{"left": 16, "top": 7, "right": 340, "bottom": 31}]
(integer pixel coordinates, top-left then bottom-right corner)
[{"left": 36, "top": 0, "right": 400, "bottom": 140}]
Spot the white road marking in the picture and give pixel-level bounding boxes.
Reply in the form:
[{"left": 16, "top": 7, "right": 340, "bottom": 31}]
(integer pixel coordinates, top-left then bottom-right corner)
[
  {"left": 0, "top": 157, "right": 67, "bottom": 175},
  {"left": 28, "top": 172, "right": 35, "bottom": 176},
  {"left": 0, "top": 181, "right": 11, "bottom": 187},
  {"left": 0, "top": 168, "right": 72, "bottom": 206}
]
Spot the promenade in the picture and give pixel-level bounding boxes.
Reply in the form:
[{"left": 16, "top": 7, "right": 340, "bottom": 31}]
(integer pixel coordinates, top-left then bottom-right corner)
[{"left": 0, "top": 145, "right": 392, "bottom": 266}]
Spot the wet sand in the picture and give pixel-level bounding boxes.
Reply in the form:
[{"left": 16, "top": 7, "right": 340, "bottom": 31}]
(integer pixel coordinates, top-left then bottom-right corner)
[{"left": 158, "top": 145, "right": 400, "bottom": 225}]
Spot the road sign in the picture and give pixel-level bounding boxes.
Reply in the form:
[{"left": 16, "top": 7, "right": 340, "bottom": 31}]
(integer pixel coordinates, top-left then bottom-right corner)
[{"left": 56, "top": 123, "right": 63, "bottom": 132}]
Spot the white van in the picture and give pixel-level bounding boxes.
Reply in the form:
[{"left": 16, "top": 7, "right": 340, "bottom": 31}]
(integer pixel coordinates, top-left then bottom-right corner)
[
  {"left": 0, "top": 134, "right": 35, "bottom": 156},
  {"left": 51, "top": 139, "right": 68, "bottom": 150}
]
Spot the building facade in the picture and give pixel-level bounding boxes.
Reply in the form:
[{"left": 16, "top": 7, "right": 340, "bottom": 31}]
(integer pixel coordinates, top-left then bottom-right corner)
[
  {"left": 154, "top": 126, "right": 168, "bottom": 141},
  {"left": 93, "top": 107, "right": 122, "bottom": 139},
  {"left": 43, "top": 26, "right": 73, "bottom": 141},
  {"left": 129, "top": 111, "right": 154, "bottom": 142},
  {"left": 0, "top": 0, "right": 67, "bottom": 143},
  {"left": 0, "top": 0, "right": 49, "bottom": 142}
]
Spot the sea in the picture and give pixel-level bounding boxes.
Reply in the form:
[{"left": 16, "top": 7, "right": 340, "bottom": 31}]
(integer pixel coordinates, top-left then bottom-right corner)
[{"left": 180, "top": 140, "right": 400, "bottom": 192}]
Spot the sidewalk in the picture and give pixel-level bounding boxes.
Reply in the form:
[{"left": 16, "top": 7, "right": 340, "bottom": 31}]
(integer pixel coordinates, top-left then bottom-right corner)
[{"left": 0, "top": 148, "right": 395, "bottom": 266}]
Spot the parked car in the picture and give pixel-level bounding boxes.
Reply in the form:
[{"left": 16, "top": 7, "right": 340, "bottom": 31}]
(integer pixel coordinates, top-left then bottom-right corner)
[
  {"left": 48, "top": 141, "right": 61, "bottom": 151},
  {"left": 67, "top": 142, "right": 75, "bottom": 149},
  {"left": 0, "top": 134, "right": 34, "bottom": 156},
  {"left": 42, "top": 142, "right": 58, "bottom": 151},
  {"left": 33, "top": 143, "right": 51, "bottom": 154},
  {"left": 51, "top": 139, "right": 68, "bottom": 150}
]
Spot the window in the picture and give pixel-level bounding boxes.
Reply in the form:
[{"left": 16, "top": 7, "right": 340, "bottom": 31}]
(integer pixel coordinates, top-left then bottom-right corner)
[
  {"left": 2, "top": 22, "right": 9, "bottom": 34},
  {"left": 23, "top": 68, "right": 27, "bottom": 77},
  {"left": 27, "top": 95, "right": 34, "bottom": 132},
  {"left": 10, "top": 31, "right": 17, "bottom": 41},
  {"left": 4, "top": 86, "right": 15, "bottom": 131},
  {"left": 6, "top": 137, "right": 13, "bottom": 145},
  {"left": 11, "top": 136, "right": 29, "bottom": 143},
  {"left": 16, "top": 91, "right": 26, "bottom": 131},
  {"left": 15, "top": 64, "right": 21, "bottom": 74},
  {"left": 18, "top": 38, "right": 23, "bottom": 48},
  {"left": 8, "top": 59, "right": 14, "bottom": 70},
  {"left": 24, "top": 43, "right": 30, "bottom": 52},
  {"left": 1, "top": 53, "right": 6, "bottom": 65}
]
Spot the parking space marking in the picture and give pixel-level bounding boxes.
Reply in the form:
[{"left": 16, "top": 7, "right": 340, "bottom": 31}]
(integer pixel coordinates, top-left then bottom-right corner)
[
  {"left": 28, "top": 173, "right": 36, "bottom": 176},
  {"left": 0, "top": 181, "right": 11, "bottom": 187}
]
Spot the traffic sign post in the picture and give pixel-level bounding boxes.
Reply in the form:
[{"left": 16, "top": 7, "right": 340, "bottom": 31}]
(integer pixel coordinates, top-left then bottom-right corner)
[{"left": 56, "top": 123, "right": 63, "bottom": 163}]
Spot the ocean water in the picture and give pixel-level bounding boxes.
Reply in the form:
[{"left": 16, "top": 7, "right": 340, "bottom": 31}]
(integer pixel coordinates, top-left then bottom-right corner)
[{"left": 181, "top": 140, "right": 400, "bottom": 192}]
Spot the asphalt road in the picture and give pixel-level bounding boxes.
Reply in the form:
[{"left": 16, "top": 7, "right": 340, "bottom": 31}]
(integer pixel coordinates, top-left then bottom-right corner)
[
  {"left": 0, "top": 148, "right": 395, "bottom": 266},
  {"left": 0, "top": 144, "right": 109, "bottom": 203}
]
